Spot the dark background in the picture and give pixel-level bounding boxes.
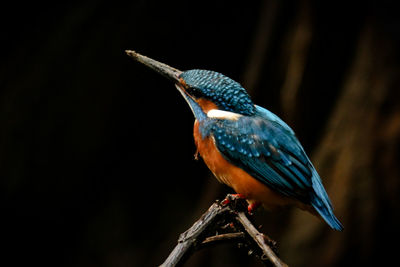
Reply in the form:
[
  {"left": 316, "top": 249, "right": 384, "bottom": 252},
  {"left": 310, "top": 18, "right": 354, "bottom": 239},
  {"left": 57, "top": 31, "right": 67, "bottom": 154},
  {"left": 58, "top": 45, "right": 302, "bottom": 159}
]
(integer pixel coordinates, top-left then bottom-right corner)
[{"left": 2, "top": 1, "right": 400, "bottom": 266}]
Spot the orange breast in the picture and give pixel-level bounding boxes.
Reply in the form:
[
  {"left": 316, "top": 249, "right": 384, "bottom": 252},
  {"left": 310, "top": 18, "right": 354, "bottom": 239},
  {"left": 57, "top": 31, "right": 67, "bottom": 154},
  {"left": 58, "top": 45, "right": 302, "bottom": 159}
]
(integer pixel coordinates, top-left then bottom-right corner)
[{"left": 193, "top": 121, "right": 295, "bottom": 210}]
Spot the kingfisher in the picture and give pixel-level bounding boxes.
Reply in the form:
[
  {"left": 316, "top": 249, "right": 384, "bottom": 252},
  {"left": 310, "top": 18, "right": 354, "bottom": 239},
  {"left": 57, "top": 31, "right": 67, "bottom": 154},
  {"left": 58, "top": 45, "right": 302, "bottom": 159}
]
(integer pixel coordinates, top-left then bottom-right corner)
[{"left": 126, "top": 50, "right": 343, "bottom": 231}]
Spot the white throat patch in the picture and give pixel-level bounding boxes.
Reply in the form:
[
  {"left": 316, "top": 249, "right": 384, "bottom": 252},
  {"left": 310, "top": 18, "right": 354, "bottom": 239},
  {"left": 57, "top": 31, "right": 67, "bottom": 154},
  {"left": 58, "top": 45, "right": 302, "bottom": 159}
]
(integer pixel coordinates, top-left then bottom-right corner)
[{"left": 207, "top": 109, "right": 242, "bottom": 120}]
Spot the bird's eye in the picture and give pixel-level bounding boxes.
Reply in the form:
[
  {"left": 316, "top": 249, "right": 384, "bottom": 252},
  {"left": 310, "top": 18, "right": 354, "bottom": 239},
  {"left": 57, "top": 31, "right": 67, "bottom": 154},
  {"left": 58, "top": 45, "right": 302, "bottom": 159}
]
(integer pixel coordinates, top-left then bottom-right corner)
[{"left": 186, "top": 87, "right": 203, "bottom": 98}]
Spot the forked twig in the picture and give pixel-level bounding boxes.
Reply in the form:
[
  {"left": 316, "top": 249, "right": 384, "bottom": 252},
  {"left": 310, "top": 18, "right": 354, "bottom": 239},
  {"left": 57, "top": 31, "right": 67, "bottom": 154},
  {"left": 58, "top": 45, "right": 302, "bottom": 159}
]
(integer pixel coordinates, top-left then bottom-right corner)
[{"left": 160, "top": 194, "right": 288, "bottom": 267}]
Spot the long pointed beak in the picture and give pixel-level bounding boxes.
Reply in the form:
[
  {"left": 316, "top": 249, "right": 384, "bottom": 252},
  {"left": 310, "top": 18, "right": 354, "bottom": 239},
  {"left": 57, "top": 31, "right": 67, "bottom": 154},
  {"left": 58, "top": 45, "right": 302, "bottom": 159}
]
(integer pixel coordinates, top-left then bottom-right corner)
[
  {"left": 125, "top": 50, "right": 183, "bottom": 83},
  {"left": 126, "top": 50, "right": 202, "bottom": 119}
]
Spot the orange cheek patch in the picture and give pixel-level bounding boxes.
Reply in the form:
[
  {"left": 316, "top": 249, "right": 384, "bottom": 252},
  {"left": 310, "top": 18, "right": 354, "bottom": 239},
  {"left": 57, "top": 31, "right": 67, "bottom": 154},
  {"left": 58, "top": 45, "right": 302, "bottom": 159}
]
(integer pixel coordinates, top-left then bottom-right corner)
[
  {"left": 179, "top": 78, "right": 187, "bottom": 87},
  {"left": 196, "top": 98, "right": 218, "bottom": 113}
]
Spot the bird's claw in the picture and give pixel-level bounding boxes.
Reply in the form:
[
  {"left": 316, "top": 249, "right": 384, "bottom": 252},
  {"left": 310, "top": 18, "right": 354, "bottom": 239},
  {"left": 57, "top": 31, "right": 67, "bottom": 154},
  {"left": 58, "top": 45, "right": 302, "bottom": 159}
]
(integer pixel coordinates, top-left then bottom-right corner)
[
  {"left": 221, "top": 194, "right": 246, "bottom": 206},
  {"left": 221, "top": 194, "right": 259, "bottom": 215},
  {"left": 247, "top": 202, "right": 260, "bottom": 215}
]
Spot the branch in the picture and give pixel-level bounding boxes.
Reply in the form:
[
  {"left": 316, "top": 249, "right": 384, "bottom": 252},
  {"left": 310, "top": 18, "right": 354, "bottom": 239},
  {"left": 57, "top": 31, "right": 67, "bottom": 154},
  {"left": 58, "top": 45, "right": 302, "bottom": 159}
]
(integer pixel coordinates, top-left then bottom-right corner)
[
  {"left": 200, "top": 232, "right": 245, "bottom": 247},
  {"left": 161, "top": 202, "right": 231, "bottom": 266},
  {"left": 160, "top": 194, "right": 288, "bottom": 267},
  {"left": 236, "top": 211, "right": 287, "bottom": 267}
]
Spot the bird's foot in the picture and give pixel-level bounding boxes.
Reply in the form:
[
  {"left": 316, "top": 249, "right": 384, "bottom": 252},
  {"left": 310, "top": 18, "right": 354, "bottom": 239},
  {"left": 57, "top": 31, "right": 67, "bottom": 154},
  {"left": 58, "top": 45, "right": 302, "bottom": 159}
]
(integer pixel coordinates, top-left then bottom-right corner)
[
  {"left": 247, "top": 202, "right": 261, "bottom": 215},
  {"left": 221, "top": 194, "right": 258, "bottom": 215},
  {"left": 221, "top": 194, "right": 246, "bottom": 206}
]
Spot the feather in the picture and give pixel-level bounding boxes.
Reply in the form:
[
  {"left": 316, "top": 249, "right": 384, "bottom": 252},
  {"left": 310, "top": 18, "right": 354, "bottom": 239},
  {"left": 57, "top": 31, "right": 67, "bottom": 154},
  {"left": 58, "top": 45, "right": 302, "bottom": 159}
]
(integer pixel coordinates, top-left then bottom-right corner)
[
  {"left": 203, "top": 106, "right": 342, "bottom": 230},
  {"left": 208, "top": 113, "right": 313, "bottom": 201}
]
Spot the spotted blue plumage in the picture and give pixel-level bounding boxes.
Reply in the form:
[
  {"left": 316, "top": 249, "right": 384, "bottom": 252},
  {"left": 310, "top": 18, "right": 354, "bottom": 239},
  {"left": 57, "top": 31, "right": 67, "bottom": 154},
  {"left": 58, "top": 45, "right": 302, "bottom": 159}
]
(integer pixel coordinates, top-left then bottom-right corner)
[
  {"left": 180, "top": 70, "right": 255, "bottom": 116},
  {"left": 128, "top": 51, "right": 343, "bottom": 230},
  {"left": 200, "top": 107, "right": 312, "bottom": 200},
  {"left": 203, "top": 107, "right": 342, "bottom": 230},
  {"left": 180, "top": 69, "right": 343, "bottom": 231}
]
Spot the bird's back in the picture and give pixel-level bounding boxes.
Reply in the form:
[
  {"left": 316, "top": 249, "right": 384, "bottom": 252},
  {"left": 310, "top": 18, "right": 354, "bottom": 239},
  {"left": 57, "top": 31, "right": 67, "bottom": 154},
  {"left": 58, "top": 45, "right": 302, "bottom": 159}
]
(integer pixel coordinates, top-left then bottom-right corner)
[{"left": 196, "top": 105, "right": 343, "bottom": 230}]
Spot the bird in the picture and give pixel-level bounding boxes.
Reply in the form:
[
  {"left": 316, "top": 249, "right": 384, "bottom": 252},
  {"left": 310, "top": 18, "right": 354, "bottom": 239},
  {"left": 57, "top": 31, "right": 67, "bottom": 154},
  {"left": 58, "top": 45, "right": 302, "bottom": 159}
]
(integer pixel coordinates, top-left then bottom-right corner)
[{"left": 126, "top": 50, "right": 343, "bottom": 231}]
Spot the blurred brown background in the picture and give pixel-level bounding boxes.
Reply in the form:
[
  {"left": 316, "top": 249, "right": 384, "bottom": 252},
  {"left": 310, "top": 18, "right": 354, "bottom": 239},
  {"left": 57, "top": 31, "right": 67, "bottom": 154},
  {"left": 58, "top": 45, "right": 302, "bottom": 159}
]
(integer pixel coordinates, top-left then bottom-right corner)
[{"left": 1, "top": 1, "right": 399, "bottom": 266}]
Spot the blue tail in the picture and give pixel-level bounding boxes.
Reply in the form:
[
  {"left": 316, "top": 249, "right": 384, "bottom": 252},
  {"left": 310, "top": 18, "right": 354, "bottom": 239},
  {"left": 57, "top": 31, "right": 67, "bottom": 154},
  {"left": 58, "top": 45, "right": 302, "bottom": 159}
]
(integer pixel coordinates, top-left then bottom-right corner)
[{"left": 310, "top": 169, "right": 343, "bottom": 231}]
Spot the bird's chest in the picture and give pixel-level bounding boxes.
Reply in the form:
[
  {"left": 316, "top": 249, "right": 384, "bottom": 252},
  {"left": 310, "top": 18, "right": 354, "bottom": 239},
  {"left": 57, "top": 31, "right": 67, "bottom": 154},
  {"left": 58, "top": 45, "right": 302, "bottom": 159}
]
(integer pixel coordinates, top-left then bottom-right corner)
[
  {"left": 193, "top": 120, "right": 292, "bottom": 209},
  {"left": 193, "top": 121, "right": 234, "bottom": 187}
]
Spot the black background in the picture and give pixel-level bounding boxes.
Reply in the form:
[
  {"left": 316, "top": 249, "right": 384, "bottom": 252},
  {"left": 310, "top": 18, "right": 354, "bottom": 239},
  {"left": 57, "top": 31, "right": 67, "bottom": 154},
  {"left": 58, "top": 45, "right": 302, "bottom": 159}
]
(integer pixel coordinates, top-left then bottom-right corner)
[{"left": 1, "top": 1, "right": 399, "bottom": 266}]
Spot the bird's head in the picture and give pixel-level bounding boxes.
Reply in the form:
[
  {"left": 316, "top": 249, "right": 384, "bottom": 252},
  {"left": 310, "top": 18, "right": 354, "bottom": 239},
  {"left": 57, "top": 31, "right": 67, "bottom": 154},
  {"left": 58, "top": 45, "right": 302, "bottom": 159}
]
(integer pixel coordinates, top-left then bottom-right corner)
[{"left": 126, "top": 50, "right": 255, "bottom": 118}]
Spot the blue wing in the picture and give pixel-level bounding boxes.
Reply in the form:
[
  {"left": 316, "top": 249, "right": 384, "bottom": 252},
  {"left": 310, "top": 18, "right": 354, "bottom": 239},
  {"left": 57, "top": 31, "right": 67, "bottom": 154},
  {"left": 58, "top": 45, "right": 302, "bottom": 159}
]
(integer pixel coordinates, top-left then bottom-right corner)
[
  {"left": 205, "top": 105, "right": 343, "bottom": 230},
  {"left": 208, "top": 107, "right": 312, "bottom": 201}
]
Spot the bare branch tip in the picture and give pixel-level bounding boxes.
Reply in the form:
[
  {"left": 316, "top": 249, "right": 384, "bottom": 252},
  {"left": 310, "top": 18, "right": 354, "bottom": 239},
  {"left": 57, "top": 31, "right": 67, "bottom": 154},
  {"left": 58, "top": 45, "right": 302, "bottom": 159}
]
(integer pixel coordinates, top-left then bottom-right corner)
[{"left": 125, "top": 50, "right": 137, "bottom": 58}]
